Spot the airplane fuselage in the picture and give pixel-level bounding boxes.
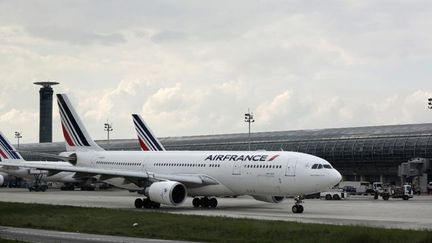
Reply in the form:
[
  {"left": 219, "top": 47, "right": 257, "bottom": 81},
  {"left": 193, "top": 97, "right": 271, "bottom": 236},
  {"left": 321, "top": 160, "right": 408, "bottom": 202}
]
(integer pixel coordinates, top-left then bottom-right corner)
[{"left": 71, "top": 150, "right": 341, "bottom": 197}]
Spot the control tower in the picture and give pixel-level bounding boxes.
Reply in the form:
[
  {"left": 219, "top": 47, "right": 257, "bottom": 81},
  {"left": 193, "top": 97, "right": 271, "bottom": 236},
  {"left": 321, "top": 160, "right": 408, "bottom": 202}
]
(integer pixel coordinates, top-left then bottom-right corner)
[{"left": 34, "top": 82, "right": 59, "bottom": 143}]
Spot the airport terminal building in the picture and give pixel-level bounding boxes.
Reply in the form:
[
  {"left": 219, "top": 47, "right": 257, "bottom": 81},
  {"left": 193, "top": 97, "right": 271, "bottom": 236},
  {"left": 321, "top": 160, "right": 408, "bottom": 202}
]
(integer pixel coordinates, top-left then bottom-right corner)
[{"left": 20, "top": 123, "right": 432, "bottom": 190}]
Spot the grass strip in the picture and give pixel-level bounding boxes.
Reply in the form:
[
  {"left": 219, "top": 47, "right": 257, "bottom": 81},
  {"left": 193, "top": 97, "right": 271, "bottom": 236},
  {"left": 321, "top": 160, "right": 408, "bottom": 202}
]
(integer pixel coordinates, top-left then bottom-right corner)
[{"left": 0, "top": 202, "right": 431, "bottom": 243}]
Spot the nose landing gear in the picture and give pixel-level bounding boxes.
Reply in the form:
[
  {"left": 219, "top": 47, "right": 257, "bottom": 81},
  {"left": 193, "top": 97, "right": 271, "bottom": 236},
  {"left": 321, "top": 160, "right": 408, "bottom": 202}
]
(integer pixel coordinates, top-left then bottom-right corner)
[{"left": 292, "top": 195, "right": 304, "bottom": 214}]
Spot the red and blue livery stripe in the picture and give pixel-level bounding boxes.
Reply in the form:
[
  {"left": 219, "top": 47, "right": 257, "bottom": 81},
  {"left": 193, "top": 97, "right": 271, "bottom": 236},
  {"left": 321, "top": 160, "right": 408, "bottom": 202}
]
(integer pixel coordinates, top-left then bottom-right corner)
[{"left": 0, "top": 133, "right": 22, "bottom": 160}]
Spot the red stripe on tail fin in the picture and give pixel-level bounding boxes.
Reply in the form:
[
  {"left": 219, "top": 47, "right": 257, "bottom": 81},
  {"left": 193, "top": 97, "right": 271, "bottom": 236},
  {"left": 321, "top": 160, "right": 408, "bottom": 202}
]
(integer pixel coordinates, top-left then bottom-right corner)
[
  {"left": 62, "top": 124, "right": 75, "bottom": 146},
  {"left": 138, "top": 137, "right": 149, "bottom": 151},
  {"left": 0, "top": 148, "right": 8, "bottom": 159}
]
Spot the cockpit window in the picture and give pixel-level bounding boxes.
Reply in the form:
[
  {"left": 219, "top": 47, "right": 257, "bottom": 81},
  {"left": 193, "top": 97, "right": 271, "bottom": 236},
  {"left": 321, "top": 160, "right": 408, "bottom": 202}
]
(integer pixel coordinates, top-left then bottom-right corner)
[{"left": 312, "top": 164, "right": 329, "bottom": 169}]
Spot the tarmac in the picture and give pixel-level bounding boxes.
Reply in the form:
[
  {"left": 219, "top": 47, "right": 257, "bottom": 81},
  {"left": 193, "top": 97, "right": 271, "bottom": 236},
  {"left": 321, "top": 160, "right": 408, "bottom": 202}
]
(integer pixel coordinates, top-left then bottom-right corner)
[
  {"left": 1, "top": 188, "right": 432, "bottom": 231},
  {"left": 0, "top": 226, "right": 195, "bottom": 243}
]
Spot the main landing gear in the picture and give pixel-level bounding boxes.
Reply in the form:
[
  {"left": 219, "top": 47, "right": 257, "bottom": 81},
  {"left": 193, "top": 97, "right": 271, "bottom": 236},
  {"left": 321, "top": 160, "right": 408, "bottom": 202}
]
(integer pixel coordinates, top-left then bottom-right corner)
[
  {"left": 291, "top": 195, "right": 304, "bottom": 214},
  {"left": 192, "top": 197, "right": 218, "bottom": 208},
  {"left": 134, "top": 197, "right": 160, "bottom": 209},
  {"left": 28, "top": 174, "right": 48, "bottom": 192}
]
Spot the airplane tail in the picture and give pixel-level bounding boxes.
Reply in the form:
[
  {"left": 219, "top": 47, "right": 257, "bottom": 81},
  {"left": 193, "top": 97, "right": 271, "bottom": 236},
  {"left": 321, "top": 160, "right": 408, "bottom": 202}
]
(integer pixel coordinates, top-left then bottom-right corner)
[
  {"left": 132, "top": 114, "right": 165, "bottom": 151},
  {"left": 0, "top": 132, "right": 24, "bottom": 161},
  {"left": 57, "top": 94, "right": 104, "bottom": 152}
]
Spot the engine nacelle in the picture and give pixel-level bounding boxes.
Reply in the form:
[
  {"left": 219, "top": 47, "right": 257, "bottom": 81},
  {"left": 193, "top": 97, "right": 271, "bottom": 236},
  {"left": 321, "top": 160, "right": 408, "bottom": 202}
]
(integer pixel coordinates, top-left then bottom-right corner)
[
  {"left": 59, "top": 152, "right": 78, "bottom": 165},
  {"left": 148, "top": 181, "right": 187, "bottom": 206},
  {"left": 0, "top": 175, "right": 4, "bottom": 186},
  {"left": 252, "top": 195, "right": 285, "bottom": 203}
]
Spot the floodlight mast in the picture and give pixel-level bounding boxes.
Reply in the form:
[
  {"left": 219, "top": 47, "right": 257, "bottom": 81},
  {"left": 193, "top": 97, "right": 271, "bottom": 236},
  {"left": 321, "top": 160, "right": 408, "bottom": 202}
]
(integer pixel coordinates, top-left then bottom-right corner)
[
  {"left": 14, "top": 131, "right": 22, "bottom": 149},
  {"left": 244, "top": 108, "right": 255, "bottom": 151},
  {"left": 104, "top": 122, "right": 113, "bottom": 146}
]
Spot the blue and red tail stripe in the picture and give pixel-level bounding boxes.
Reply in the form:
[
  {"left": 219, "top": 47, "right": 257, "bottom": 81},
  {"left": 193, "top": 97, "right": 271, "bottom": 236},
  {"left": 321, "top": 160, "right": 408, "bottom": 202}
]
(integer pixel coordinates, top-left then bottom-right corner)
[
  {"left": 57, "top": 94, "right": 90, "bottom": 147},
  {"left": 138, "top": 137, "right": 150, "bottom": 151},
  {"left": 0, "top": 133, "right": 22, "bottom": 160},
  {"left": 132, "top": 114, "right": 164, "bottom": 151}
]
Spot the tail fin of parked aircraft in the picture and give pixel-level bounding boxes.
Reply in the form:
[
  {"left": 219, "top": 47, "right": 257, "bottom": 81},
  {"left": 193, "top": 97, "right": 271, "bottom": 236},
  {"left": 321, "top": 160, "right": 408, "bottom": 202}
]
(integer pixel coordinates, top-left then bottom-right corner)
[
  {"left": 56, "top": 94, "right": 104, "bottom": 152},
  {"left": 0, "top": 132, "right": 24, "bottom": 161},
  {"left": 132, "top": 114, "right": 165, "bottom": 151}
]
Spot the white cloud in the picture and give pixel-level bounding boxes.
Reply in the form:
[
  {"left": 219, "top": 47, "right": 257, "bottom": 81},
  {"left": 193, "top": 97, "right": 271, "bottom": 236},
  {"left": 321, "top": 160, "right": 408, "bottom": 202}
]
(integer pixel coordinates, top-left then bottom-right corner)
[{"left": 0, "top": 1, "right": 432, "bottom": 143}]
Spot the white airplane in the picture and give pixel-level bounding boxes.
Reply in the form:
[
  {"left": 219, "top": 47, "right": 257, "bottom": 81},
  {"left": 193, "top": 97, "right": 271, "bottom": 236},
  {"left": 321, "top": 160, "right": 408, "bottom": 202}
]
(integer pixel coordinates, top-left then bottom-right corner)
[
  {"left": 132, "top": 114, "right": 165, "bottom": 151},
  {"left": 1, "top": 93, "right": 342, "bottom": 213},
  {"left": 0, "top": 132, "right": 96, "bottom": 191}
]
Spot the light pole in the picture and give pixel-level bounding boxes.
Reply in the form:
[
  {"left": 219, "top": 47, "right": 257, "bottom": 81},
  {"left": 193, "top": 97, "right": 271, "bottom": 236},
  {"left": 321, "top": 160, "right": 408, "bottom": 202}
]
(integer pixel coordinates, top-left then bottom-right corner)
[
  {"left": 104, "top": 123, "right": 113, "bottom": 146},
  {"left": 14, "top": 131, "right": 22, "bottom": 149},
  {"left": 244, "top": 109, "right": 255, "bottom": 151}
]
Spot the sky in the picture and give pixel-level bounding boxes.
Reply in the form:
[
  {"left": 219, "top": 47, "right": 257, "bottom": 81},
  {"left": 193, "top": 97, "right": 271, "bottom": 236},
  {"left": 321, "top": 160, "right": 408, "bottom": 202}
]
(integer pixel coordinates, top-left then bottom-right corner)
[{"left": 1, "top": 0, "right": 432, "bottom": 144}]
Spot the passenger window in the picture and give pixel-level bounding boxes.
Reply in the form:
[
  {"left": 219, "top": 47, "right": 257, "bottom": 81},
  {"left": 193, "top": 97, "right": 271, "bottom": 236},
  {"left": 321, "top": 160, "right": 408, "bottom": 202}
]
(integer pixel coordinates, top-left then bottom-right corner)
[{"left": 311, "top": 164, "right": 318, "bottom": 169}]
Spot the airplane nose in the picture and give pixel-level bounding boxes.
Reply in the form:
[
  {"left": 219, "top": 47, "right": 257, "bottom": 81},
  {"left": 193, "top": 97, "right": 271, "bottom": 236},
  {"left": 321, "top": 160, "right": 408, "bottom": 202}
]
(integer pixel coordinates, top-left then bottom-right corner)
[{"left": 333, "top": 170, "right": 342, "bottom": 184}]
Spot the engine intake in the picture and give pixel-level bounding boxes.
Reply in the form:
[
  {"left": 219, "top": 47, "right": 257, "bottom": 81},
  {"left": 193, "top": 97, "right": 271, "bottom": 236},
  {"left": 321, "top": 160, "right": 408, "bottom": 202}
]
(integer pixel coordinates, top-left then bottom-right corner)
[
  {"left": 59, "top": 152, "right": 77, "bottom": 165},
  {"left": 252, "top": 195, "right": 285, "bottom": 203},
  {"left": 68, "top": 153, "right": 77, "bottom": 165},
  {"left": 147, "top": 181, "right": 187, "bottom": 206}
]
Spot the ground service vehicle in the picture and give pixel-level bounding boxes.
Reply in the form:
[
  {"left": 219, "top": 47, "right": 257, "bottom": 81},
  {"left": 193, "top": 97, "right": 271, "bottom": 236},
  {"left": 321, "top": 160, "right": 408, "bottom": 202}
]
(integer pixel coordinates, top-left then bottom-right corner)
[
  {"left": 373, "top": 183, "right": 413, "bottom": 200},
  {"left": 320, "top": 189, "right": 349, "bottom": 200}
]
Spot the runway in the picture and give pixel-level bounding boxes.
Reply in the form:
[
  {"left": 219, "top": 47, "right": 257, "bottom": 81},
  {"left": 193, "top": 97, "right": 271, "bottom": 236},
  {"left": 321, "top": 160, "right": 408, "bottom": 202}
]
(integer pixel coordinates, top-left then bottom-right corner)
[{"left": 1, "top": 188, "right": 432, "bottom": 231}]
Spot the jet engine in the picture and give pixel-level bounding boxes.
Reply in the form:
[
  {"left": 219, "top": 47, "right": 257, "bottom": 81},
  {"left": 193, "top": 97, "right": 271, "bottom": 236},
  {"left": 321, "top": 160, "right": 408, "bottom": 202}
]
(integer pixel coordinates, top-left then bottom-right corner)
[
  {"left": 147, "top": 181, "right": 187, "bottom": 206},
  {"left": 0, "top": 175, "right": 4, "bottom": 186},
  {"left": 252, "top": 195, "right": 285, "bottom": 203}
]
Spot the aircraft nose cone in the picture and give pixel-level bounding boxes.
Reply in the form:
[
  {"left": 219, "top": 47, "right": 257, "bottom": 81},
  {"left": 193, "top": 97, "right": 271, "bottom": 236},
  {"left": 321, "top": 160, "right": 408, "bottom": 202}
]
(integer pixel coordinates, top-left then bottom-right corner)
[{"left": 333, "top": 170, "right": 342, "bottom": 184}]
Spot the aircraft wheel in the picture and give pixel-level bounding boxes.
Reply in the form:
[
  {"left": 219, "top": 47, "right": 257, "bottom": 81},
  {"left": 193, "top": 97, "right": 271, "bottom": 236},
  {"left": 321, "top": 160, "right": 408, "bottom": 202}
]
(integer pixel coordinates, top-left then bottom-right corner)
[
  {"left": 134, "top": 198, "right": 143, "bottom": 208},
  {"left": 143, "top": 198, "right": 152, "bottom": 209},
  {"left": 298, "top": 205, "right": 304, "bottom": 213},
  {"left": 333, "top": 194, "right": 340, "bottom": 200},
  {"left": 192, "top": 198, "right": 201, "bottom": 208},
  {"left": 200, "top": 197, "right": 209, "bottom": 208},
  {"left": 209, "top": 198, "right": 218, "bottom": 208},
  {"left": 151, "top": 202, "right": 161, "bottom": 209},
  {"left": 292, "top": 205, "right": 299, "bottom": 214}
]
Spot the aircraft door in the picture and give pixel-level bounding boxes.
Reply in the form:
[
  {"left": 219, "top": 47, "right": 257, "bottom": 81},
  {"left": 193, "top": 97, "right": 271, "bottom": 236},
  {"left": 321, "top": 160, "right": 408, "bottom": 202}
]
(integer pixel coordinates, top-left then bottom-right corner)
[
  {"left": 140, "top": 157, "right": 148, "bottom": 173},
  {"left": 285, "top": 157, "right": 297, "bottom": 176},
  {"left": 232, "top": 161, "right": 242, "bottom": 175}
]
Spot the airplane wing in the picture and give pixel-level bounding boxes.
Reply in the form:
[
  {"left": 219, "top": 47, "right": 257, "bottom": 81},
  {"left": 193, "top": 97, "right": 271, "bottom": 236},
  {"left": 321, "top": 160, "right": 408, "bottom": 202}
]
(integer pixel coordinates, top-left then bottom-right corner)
[{"left": 0, "top": 161, "right": 218, "bottom": 185}]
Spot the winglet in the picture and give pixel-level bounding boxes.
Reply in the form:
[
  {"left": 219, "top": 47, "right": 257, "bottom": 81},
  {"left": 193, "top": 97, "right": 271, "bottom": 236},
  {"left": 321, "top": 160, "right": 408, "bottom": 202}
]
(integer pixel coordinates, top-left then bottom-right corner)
[
  {"left": 0, "top": 132, "right": 24, "bottom": 161},
  {"left": 57, "top": 94, "right": 104, "bottom": 152},
  {"left": 132, "top": 114, "right": 165, "bottom": 151}
]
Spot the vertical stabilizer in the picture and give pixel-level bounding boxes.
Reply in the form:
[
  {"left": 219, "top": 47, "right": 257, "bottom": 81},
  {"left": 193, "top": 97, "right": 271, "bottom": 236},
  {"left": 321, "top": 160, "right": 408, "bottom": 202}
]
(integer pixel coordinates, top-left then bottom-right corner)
[
  {"left": 57, "top": 94, "right": 104, "bottom": 152},
  {"left": 0, "top": 132, "right": 24, "bottom": 161},
  {"left": 132, "top": 114, "right": 165, "bottom": 151}
]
